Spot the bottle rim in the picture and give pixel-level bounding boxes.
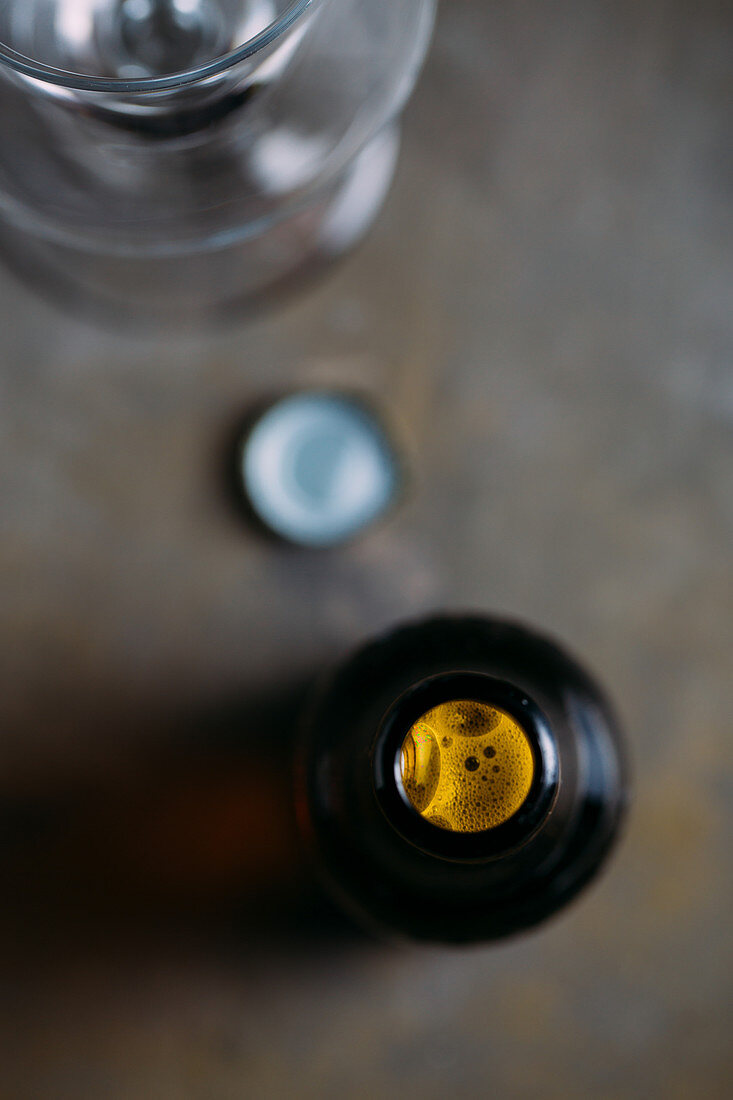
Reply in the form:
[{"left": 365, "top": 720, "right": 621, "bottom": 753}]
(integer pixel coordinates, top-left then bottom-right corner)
[
  {"left": 372, "top": 672, "right": 560, "bottom": 862},
  {"left": 0, "top": 0, "right": 315, "bottom": 94}
]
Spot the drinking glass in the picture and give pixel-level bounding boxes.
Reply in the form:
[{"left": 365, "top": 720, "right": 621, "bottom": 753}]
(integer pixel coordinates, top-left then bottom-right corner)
[{"left": 0, "top": 0, "right": 436, "bottom": 323}]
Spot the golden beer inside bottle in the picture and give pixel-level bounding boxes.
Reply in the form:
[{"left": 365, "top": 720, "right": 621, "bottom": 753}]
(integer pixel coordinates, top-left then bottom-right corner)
[{"left": 399, "top": 700, "right": 535, "bottom": 832}]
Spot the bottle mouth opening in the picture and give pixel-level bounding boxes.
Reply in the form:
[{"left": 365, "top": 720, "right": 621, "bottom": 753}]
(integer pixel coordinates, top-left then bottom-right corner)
[
  {"left": 0, "top": 0, "right": 314, "bottom": 94},
  {"left": 398, "top": 698, "right": 537, "bottom": 834},
  {"left": 373, "top": 672, "right": 560, "bottom": 862}
]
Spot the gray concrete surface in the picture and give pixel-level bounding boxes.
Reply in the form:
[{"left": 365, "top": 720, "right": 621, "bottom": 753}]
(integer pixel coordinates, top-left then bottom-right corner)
[{"left": 0, "top": 1, "right": 731, "bottom": 1097}]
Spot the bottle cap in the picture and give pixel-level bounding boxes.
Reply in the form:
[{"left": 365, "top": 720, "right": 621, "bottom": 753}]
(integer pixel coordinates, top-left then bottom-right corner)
[{"left": 239, "top": 391, "right": 400, "bottom": 547}]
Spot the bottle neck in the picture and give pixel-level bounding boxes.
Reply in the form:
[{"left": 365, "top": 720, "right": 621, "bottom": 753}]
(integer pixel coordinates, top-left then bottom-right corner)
[{"left": 299, "top": 614, "right": 626, "bottom": 943}]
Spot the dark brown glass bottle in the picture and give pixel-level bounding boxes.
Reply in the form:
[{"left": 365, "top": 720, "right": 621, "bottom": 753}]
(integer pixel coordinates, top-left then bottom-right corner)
[{"left": 296, "top": 615, "right": 628, "bottom": 943}]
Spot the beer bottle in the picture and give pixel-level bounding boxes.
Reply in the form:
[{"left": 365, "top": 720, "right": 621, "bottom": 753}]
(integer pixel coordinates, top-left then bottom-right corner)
[{"left": 296, "top": 615, "right": 628, "bottom": 943}]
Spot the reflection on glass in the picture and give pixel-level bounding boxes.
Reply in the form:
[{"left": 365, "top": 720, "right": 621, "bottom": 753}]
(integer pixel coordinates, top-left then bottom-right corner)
[{"left": 0, "top": 0, "right": 436, "bottom": 322}]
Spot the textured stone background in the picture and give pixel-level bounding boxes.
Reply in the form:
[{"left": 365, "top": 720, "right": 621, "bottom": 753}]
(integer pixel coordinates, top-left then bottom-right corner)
[{"left": 0, "top": 1, "right": 731, "bottom": 1097}]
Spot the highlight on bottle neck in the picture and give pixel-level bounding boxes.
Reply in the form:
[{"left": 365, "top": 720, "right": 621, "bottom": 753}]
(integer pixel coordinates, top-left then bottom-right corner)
[{"left": 373, "top": 673, "right": 559, "bottom": 861}]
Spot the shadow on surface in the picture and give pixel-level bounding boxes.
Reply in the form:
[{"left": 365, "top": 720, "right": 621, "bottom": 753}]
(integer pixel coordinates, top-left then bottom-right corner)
[{"left": 0, "top": 675, "right": 364, "bottom": 965}]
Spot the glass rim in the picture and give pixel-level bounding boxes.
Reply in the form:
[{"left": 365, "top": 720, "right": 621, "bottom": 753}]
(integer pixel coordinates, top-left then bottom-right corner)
[{"left": 0, "top": 0, "right": 315, "bottom": 94}]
